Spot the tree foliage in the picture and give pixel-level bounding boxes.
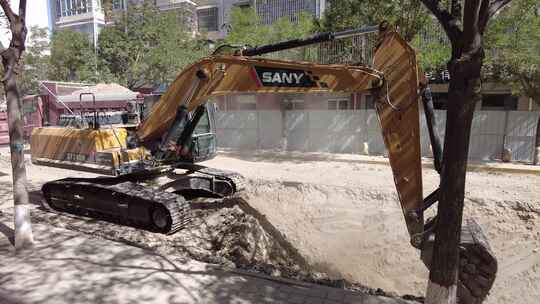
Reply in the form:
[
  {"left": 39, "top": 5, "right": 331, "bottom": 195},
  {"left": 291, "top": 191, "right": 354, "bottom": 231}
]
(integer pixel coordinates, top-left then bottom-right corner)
[
  {"left": 322, "top": 0, "right": 429, "bottom": 41},
  {"left": 98, "top": 1, "right": 208, "bottom": 90},
  {"left": 224, "top": 7, "right": 315, "bottom": 46},
  {"left": 49, "top": 29, "right": 96, "bottom": 82},
  {"left": 484, "top": 0, "right": 540, "bottom": 105},
  {"left": 411, "top": 17, "right": 451, "bottom": 72},
  {"left": 322, "top": 0, "right": 451, "bottom": 72},
  {"left": 222, "top": 7, "right": 315, "bottom": 62},
  {"left": 18, "top": 26, "right": 50, "bottom": 95}
]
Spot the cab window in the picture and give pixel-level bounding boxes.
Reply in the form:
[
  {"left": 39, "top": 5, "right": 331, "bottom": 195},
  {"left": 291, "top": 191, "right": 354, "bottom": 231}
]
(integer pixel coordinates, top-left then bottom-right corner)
[{"left": 193, "top": 111, "right": 210, "bottom": 135}]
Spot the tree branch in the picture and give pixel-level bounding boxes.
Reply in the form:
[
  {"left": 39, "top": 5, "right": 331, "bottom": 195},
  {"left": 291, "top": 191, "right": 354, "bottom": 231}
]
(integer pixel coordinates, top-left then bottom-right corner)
[
  {"left": 0, "top": 0, "right": 16, "bottom": 24},
  {"left": 478, "top": 0, "right": 491, "bottom": 32},
  {"left": 478, "top": 0, "right": 512, "bottom": 35},
  {"left": 451, "top": 0, "right": 462, "bottom": 19},
  {"left": 488, "top": 0, "right": 513, "bottom": 19},
  {"left": 421, "top": 0, "right": 462, "bottom": 43},
  {"left": 462, "top": 0, "right": 483, "bottom": 51},
  {"left": 19, "top": 0, "right": 26, "bottom": 20}
]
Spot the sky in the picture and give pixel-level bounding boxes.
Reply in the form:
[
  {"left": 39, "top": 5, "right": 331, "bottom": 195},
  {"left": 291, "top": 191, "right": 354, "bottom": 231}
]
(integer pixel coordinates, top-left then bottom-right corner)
[{"left": 0, "top": 0, "right": 50, "bottom": 47}]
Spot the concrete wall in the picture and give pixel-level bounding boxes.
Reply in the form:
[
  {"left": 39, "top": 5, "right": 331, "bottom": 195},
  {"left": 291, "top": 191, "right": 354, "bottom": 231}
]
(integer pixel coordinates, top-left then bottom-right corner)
[{"left": 215, "top": 110, "right": 540, "bottom": 162}]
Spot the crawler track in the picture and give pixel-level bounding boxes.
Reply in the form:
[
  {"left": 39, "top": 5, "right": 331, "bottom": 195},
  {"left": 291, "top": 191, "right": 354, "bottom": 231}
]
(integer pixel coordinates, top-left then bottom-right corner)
[
  {"left": 41, "top": 166, "right": 243, "bottom": 234},
  {"left": 42, "top": 178, "right": 192, "bottom": 234}
]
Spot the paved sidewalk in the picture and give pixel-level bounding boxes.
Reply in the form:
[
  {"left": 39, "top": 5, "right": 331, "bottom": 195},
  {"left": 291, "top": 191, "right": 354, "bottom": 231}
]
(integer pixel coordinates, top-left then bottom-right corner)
[{"left": 0, "top": 220, "right": 415, "bottom": 304}]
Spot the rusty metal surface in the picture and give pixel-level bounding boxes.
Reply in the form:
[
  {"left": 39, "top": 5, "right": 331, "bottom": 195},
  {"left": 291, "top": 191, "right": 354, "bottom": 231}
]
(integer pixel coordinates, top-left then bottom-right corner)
[{"left": 373, "top": 31, "right": 424, "bottom": 236}]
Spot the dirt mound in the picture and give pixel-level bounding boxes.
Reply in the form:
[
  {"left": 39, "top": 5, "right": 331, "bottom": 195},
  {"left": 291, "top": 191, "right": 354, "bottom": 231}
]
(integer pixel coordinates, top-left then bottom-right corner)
[
  {"left": 23, "top": 172, "right": 540, "bottom": 304},
  {"left": 236, "top": 178, "right": 540, "bottom": 304},
  {"left": 31, "top": 193, "right": 408, "bottom": 297},
  {"left": 32, "top": 197, "right": 320, "bottom": 281},
  {"left": 173, "top": 203, "right": 310, "bottom": 277}
]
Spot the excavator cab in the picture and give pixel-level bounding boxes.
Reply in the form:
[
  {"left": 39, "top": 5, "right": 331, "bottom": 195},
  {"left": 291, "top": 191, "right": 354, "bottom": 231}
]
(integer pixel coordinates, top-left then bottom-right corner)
[
  {"left": 141, "top": 98, "right": 219, "bottom": 165},
  {"left": 190, "top": 103, "right": 218, "bottom": 162}
]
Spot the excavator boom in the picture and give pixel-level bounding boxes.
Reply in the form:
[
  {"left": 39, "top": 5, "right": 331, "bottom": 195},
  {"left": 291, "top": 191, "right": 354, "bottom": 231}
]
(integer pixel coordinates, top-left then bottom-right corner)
[{"left": 138, "top": 29, "right": 425, "bottom": 237}]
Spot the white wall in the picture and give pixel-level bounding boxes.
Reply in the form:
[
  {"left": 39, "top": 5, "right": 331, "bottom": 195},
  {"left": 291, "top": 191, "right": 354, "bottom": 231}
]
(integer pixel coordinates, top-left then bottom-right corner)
[{"left": 216, "top": 110, "right": 540, "bottom": 162}]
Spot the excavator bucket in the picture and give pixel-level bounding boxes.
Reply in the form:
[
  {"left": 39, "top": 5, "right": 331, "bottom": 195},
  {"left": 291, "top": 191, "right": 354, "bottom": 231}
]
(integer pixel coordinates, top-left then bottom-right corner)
[{"left": 420, "top": 219, "right": 498, "bottom": 304}]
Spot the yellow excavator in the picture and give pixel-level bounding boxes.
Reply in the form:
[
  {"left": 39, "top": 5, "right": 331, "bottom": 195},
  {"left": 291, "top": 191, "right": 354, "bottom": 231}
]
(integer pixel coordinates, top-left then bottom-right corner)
[{"left": 30, "top": 24, "right": 496, "bottom": 303}]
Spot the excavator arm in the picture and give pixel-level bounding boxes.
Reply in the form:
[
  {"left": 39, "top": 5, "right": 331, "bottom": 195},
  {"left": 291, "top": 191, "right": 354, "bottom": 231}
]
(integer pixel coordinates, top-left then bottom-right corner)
[
  {"left": 137, "top": 27, "right": 496, "bottom": 303},
  {"left": 137, "top": 29, "right": 425, "bottom": 237}
]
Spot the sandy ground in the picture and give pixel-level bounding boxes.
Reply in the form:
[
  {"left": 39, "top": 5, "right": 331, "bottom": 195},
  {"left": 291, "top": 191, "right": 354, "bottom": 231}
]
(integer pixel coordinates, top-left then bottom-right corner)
[
  {"left": 203, "top": 152, "right": 540, "bottom": 304},
  {"left": 0, "top": 148, "right": 539, "bottom": 303}
]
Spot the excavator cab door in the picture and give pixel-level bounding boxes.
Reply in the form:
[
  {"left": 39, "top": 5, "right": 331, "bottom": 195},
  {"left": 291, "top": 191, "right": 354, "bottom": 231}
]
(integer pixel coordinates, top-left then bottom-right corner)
[{"left": 190, "top": 103, "right": 218, "bottom": 163}]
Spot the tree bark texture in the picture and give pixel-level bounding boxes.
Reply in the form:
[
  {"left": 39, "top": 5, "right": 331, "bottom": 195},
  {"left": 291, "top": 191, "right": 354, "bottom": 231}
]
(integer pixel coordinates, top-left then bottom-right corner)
[
  {"left": 427, "top": 54, "right": 483, "bottom": 295},
  {"left": 4, "top": 61, "right": 34, "bottom": 249},
  {"left": 420, "top": 1, "right": 513, "bottom": 303},
  {"left": 0, "top": 0, "right": 33, "bottom": 249}
]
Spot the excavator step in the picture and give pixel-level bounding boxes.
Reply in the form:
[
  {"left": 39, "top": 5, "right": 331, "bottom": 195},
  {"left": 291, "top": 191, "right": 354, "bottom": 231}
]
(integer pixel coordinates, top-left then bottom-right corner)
[{"left": 174, "top": 164, "right": 246, "bottom": 193}]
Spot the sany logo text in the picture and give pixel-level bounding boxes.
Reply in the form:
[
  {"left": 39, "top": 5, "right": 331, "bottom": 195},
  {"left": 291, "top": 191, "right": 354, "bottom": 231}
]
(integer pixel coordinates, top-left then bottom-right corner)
[
  {"left": 261, "top": 72, "right": 304, "bottom": 84},
  {"left": 252, "top": 66, "right": 318, "bottom": 88}
]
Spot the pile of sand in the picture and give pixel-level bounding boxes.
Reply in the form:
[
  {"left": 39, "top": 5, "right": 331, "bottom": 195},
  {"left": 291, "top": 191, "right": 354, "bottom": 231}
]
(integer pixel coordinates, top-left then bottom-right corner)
[
  {"left": 31, "top": 195, "right": 404, "bottom": 297},
  {"left": 33, "top": 198, "right": 316, "bottom": 281}
]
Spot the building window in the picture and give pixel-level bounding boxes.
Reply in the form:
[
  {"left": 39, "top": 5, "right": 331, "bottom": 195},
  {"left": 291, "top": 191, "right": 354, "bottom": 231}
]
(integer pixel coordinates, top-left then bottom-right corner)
[
  {"left": 197, "top": 7, "right": 219, "bottom": 32},
  {"left": 57, "top": 0, "right": 93, "bottom": 17},
  {"left": 285, "top": 99, "right": 304, "bottom": 110},
  {"left": 364, "top": 95, "right": 374, "bottom": 109},
  {"left": 481, "top": 94, "right": 517, "bottom": 111},
  {"left": 328, "top": 99, "right": 350, "bottom": 110},
  {"left": 236, "top": 95, "right": 257, "bottom": 110},
  {"left": 234, "top": 1, "right": 252, "bottom": 9},
  {"left": 256, "top": 0, "right": 318, "bottom": 25},
  {"left": 432, "top": 93, "right": 448, "bottom": 110},
  {"left": 56, "top": 0, "right": 62, "bottom": 17},
  {"left": 112, "top": 0, "right": 124, "bottom": 10}
]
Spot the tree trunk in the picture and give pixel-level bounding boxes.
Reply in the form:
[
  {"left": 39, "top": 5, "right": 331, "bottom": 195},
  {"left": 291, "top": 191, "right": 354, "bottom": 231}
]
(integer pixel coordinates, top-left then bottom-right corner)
[
  {"left": 0, "top": 0, "right": 33, "bottom": 249},
  {"left": 3, "top": 50, "right": 34, "bottom": 249},
  {"left": 425, "top": 51, "right": 483, "bottom": 303}
]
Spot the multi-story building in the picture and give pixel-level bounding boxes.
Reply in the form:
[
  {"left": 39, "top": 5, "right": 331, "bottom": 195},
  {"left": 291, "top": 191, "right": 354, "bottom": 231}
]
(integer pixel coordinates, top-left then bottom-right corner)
[
  {"left": 156, "top": 0, "right": 198, "bottom": 33},
  {"left": 48, "top": 0, "right": 197, "bottom": 45},
  {"left": 195, "top": 0, "right": 326, "bottom": 39},
  {"left": 255, "top": 0, "right": 325, "bottom": 25},
  {"left": 112, "top": 0, "right": 197, "bottom": 32},
  {"left": 48, "top": 0, "right": 106, "bottom": 47},
  {"left": 47, "top": 0, "right": 326, "bottom": 43}
]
